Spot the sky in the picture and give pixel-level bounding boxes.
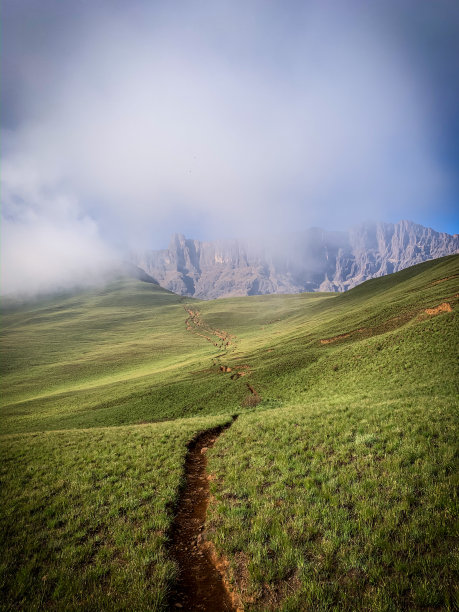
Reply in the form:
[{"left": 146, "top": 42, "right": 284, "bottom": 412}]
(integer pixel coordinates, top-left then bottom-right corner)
[{"left": 1, "top": 0, "right": 459, "bottom": 294}]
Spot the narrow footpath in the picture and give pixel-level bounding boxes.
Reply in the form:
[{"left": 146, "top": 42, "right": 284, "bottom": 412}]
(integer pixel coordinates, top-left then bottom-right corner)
[{"left": 169, "top": 418, "right": 238, "bottom": 611}]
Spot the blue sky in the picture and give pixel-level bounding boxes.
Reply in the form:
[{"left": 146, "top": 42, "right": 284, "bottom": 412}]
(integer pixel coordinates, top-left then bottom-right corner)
[{"left": 1, "top": 1, "right": 458, "bottom": 292}]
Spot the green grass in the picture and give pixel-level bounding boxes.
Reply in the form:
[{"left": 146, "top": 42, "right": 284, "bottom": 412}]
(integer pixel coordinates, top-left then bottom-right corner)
[
  {"left": 208, "top": 394, "right": 457, "bottom": 610},
  {"left": 1, "top": 254, "right": 458, "bottom": 610},
  {"left": 0, "top": 280, "right": 245, "bottom": 434},
  {"left": 0, "top": 415, "right": 231, "bottom": 611}
]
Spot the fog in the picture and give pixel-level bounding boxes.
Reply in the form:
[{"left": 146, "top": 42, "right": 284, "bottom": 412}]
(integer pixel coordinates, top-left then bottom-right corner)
[{"left": 1, "top": 1, "right": 458, "bottom": 295}]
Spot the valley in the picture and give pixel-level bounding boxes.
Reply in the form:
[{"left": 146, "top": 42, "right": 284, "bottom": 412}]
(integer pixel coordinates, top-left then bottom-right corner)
[{"left": 1, "top": 254, "right": 458, "bottom": 610}]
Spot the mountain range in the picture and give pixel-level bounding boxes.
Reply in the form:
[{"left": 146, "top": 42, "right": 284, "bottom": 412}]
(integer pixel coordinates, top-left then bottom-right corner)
[{"left": 129, "top": 220, "right": 459, "bottom": 299}]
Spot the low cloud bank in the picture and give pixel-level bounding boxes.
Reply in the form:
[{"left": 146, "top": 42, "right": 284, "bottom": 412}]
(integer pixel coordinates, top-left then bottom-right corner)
[
  {"left": 1, "top": 1, "right": 457, "bottom": 295},
  {"left": 1, "top": 156, "right": 116, "bottom": 296}
]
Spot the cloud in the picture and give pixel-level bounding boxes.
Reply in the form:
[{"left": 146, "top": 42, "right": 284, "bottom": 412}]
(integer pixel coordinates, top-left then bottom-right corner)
[
  {"left": 1, "top": 153, "right": 115, "bottom": 295},
  {"left": 1, "top": 0, "right": 457, "bottom": 294}
]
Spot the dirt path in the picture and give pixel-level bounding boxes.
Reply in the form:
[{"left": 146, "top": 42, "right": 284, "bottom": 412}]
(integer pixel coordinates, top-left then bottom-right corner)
[
  {"left": 184, "top": 306, "right": 236, "bottom": 355},
  {"left": 169, "top": 418, "right": 238, "bottom": 611},
  {"left": 184, "top": 305, "right": 259, "bottom": 404}
]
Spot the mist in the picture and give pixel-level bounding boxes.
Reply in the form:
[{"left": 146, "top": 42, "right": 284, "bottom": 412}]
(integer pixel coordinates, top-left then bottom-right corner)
[{"left": 2, "top": 0, "right": 458, "bottom": 296}]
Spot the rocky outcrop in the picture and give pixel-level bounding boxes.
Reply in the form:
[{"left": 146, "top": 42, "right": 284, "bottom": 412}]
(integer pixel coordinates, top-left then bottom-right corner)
[{"left": 130, "top": 221, "right": 459, "bottom": 299}]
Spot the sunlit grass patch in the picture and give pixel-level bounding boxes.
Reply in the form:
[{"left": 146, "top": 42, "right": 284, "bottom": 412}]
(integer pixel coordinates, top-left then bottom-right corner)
[
  {"left": 0, "top": 414, "right": 232, "bottom": 610},
  {"left": 208, "top": 396, "right": 458, "bottom": 610}
]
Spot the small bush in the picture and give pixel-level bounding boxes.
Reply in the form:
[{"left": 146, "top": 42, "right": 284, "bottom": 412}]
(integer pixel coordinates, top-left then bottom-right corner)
[{"left": 242, "top": 394, "right": 261, "bottom": 408}]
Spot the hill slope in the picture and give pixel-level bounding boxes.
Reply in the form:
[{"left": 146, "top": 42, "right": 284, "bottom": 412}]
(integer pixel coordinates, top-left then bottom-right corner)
[{"left": 1, "top": 255, "right": 458, "bottom": 610}]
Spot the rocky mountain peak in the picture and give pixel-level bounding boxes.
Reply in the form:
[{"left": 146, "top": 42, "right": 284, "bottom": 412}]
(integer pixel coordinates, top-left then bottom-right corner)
[{"left": 130, "top": 221, "right": 459, "bottom": 299}]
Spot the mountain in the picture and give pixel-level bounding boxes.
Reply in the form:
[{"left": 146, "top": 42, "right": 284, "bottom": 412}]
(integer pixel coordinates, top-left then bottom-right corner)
[{"left": 129, "top": 220, "right": 459, "bottom": 299}]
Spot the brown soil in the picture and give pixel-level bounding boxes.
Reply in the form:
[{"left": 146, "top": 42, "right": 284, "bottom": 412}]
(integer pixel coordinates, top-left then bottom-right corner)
[
  {"left": 320, "top": 329, "right": 365, "bottom": 344},
  {"left": 318, "top": 308, "right": 431, "bottom": 345},
  {"left": 169, "top": 418, "right": 238, "bottom": 611},
  {"left": 319, "top": 299, "right": 456, "bottom": 347},
  {"left": 184, "top": 306, "right": 236, "bottom": 355},
  {"left": 320, "top": 333, "right": 351, "bottom": 344},
  {"left": 429, "top": 274, "right": 459, "bottom": 286},
  {"left": 425, "top": 302, "right": 452, "bottom": 315},
  {"left": 184, "top": 307, "right": 255, "bottom": 389},
  {"left": 242, "top": 383, "right": 261, "bottom": 407},
  {"left": 231, "top": 372, "right": 247, "bottom": 379}
]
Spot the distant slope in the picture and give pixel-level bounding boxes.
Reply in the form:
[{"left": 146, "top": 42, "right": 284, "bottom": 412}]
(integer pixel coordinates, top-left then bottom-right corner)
[
  {"left": 0, "top": 260, "right": 159, "bottom": 305},
  {"left": 1, "top": 254, "right": 457, "bottom": 435},
  {"left": 130, "top": 220, "right": 459, "bottom": 298}
]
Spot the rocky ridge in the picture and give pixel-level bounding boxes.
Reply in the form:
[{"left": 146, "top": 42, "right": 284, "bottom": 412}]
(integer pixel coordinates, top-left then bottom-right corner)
[{"left": 130, "top": 221, "right": 459, "bottom": 299}]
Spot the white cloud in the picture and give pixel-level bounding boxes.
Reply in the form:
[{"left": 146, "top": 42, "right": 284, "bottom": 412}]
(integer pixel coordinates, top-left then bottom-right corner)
[
  {"left": 1, "top": 1, "right": 454, "bottom": 294},
  {"left": 1, "top": 155, "right": 115, "bottom": 295}
]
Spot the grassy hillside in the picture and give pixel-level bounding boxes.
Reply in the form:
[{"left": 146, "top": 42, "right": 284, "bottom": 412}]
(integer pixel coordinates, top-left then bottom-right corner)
[
  {"left": 1, "top": 280, "right": 224, "bottom": 432},
  {"left": 1, "top": 255, "right": 458, "bottom": 610},
  {"left": 0, "top": 415, "right": 232, "bottom": 610}
]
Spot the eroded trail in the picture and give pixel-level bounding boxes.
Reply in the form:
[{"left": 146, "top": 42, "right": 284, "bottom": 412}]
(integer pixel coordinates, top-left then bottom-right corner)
[
  {"left": 169, "top": 418, "right": 238, "bottom": 611},
  {"left": 184, "top": 306, "right": 255, "bottom": 387},
  {"left": 184, "top": 306, "right": 236, "bottom": 355}
]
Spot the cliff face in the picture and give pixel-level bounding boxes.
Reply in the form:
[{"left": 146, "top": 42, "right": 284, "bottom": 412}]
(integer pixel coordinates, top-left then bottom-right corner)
[{"left": 130, "top": 221, "right": 459, "bottom": 299}]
